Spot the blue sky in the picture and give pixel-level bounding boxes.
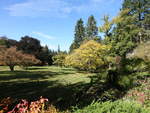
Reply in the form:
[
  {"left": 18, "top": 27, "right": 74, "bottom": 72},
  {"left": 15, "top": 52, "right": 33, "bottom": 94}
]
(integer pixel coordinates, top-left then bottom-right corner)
[{"left": 0, "top": 0, "right": 123, "bottom": 51}]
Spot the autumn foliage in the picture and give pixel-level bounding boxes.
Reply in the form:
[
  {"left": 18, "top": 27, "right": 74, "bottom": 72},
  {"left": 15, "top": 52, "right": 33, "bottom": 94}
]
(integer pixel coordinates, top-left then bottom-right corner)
[
  {"left": 0, "top": 46, "right": 40, "bottom": 71},
  {"left": 65, "top": 40, "right": 111, "bottom": 72},
  {"left": 52, "top": 52, "right": 67, "bottom": 67}
]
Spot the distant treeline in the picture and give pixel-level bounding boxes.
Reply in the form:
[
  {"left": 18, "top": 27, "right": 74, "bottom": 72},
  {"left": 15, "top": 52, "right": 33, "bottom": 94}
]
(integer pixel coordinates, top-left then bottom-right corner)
[{"left": 0, "top": 36, "right": 58, "bottom": 65}]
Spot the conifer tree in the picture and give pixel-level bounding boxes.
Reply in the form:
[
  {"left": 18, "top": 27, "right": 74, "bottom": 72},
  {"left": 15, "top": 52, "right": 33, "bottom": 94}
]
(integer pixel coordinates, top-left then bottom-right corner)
[
  {"left": 58, "top": 45, "right": 61, "bottom": 53},
  {"left": 70, "top": 18, "right": 85, "bottom": 52},
  {"left": 122, "top": 0, "right": 150, "bottom": 42},
  {"left": 86, "top": 15, "right": 98, "bottom": 39}
]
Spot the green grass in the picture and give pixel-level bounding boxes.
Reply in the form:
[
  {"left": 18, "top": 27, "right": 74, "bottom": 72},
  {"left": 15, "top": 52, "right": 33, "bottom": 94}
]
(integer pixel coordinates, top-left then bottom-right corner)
[{"left": 0, "top": 66, "right": 96, "bottom": 110}]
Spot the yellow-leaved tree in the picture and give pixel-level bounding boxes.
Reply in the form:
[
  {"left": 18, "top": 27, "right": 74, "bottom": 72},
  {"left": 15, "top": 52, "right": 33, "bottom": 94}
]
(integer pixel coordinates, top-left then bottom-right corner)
[
  {"left": 65, "top": 40, "right": 111, "bottom": 72},
  {"left": 52, "top": 52, "right": 67, "bottom": 67}
]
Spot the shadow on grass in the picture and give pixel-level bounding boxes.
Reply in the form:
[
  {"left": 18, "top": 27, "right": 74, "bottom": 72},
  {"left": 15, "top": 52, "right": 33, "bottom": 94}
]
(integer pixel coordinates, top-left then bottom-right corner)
[
  {"left": 0, "top": 79, "right": 91, "bottom": 110},
  {"left": 25, "top": 67, "right": 49, "bottom": 70},
  {"left": 0, "top": 70, "right": 125, "bottom": 111},
  {"left": 0, "top": 71, "right": 76, "bottom": 81}
]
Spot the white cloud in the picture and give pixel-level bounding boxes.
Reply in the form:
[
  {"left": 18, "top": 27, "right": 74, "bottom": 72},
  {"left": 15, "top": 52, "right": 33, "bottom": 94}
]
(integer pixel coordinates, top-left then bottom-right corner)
[
  {"left": 32, "top": 31, "right": 55, "bottom": 40},
  {"left": 5, "top": 0, "right": 115, "bottom": 18},
  {"left": 5, "top": 0, "right": 72, "bottom": 17}
]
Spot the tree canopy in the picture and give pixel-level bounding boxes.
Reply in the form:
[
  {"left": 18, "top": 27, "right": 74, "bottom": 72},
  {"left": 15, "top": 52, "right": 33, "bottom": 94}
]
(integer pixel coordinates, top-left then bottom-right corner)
[
  {"left": 86, "top": 15, "right": 98, "bottom": 39},
  {"left": 70, "top": 19, "right": 85, "bottom": 52},
  {"left": 66, "top": 40, "right": 110, "bottom": 72},
  {"left": 0, "top": 46, "right": 39, "bottom": 71}
]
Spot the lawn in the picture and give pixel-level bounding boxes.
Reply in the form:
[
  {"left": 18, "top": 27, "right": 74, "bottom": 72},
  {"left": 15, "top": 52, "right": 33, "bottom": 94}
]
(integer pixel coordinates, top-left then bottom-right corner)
[{"left": 0, "top": 66, "right": 96, "bottom": 109}]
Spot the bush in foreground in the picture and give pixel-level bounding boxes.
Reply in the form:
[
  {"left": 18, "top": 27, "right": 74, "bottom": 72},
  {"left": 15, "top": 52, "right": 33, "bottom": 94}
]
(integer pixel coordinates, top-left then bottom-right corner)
[{"left": 73, "top": 100, "right": 149, "bottom": 113}]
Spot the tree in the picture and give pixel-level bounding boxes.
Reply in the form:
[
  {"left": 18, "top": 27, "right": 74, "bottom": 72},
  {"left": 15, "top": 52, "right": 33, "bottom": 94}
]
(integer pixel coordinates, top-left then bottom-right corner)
[
  {"left": 0, "top": 36, "right": 18, "bottom": 48},
  {"left": 48, "top": 50, "right": 57, "bottom": 65},
  {"left": 86, "top": 15, "right": 98, "bottom": 39},
  {"left": 52, "top": 52, "right": 67, "bottom": 67},
  {"left": 21, "top": 54, "right": 40, "bottom": 69},
  {"left": 122, "top": 0, "right": 150, "bottom": 22},
  {"left": 38, "top": 45, "right": 53, "bottom": 65},
  {"left": 18, "top": 36, "right": 42, "bottom": 57},
  {"left": 122, "top": 0, "right": 150, "bottom": 42},
  {"left": 0, "top": 37, "right": 7, "bottom": 46},
  {"left": 0, "top": 46, "right": 39, "bottom": 71},
  {"left": 109, "top": 9, "right": 140, "bottom": 57},
  {"left": 70, "top": 19, "right": 85, "bottom": 52},
  {"left": 57, "top": 45, "right": 61, "bottom": 53},
  {"left": 65, "top": 40, "right": 110, "bottom": 72},
  {"left": 0, "top": 45, "right": 7, "bottom": 65},
  {"left": 7, "top": 39, "right": 18, "bottom": 48},
  {"left": 103, "top": 0, "right": 150, "bottom": 58},
  {"left": 99, "top": 15, "right": 114, "bottom": 44},
  {"left": 38, "top": 45, "right": 48, "bottom": 65}
]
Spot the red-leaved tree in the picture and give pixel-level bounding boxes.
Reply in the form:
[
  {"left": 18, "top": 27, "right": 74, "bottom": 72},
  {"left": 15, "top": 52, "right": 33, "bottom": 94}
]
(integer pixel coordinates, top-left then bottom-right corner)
[{"left": 0, "top": 46, "right": 40, "bottom": 71}]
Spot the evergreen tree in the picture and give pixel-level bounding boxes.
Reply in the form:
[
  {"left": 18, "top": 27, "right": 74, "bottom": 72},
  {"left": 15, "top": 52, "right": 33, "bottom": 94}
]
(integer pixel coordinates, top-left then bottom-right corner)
[
  {"left": 86, "top": 15, "right": 98, "bottom": 39},
  {"left": 107, "top": 0, "right": 150, "bottom": 57},
  {"left": 110, "top": 9, "right": 140, "bottom": 57},
  {"left": 70, "top": 18, "right": 85, "bottom": 52},
  {"left": 122, "top": 0, "right": 150, "bottom": 22},
  {"left": 122, "top": 0, "right": 150, "bottom": 42},
  {"left": 58, "top": 45, "right": 61, "bottom": 53},
  {"left": 38, "top": 45, "right": 50, "bottom": 65}
]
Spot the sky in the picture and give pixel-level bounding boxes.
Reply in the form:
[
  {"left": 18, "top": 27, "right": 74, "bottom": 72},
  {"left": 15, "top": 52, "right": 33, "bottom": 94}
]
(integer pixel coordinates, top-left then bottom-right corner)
[{"left": 0, "top": 0, "right": 123, "bottom": 51}]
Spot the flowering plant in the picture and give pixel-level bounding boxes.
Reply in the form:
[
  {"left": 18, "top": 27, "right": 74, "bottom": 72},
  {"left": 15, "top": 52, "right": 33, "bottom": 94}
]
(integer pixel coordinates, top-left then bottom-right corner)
[{"left": 8, "top": 96, "right": 48, "bottom": 113}]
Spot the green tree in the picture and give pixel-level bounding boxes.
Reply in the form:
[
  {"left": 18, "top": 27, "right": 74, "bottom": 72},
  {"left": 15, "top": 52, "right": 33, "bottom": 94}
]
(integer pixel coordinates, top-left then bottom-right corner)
[
  {"left": 0, "top": 36, "right": 18, "bottom": 48},
  {"left": 110, "top": 9, "right": 140, "bottom": 57},
  {"left": 18, "top": 36, "right": 42, "bottom": 55},
  {"left": 105, "top": 0, "right": 150, "bottom": 58},
  {"left": 18, "top": 36, "right": 43, "bottom": 64},
  {"left": 57, "top": 45, "right": 61, "bottom": 53},
  {"left": 38, "top": 45, "right": 50, "bottom": 65},
  {"left": 86, "top": 15, "right": 98, "bottom": 39},
  {"left": 0, "top": 37, "right": 7, "bottom": 46},
  {"left": 70, "top": 19, "right": 85, "bottom": 52},
  {"left": 122, "top": 0, "right": 150, "bottom": 42}
]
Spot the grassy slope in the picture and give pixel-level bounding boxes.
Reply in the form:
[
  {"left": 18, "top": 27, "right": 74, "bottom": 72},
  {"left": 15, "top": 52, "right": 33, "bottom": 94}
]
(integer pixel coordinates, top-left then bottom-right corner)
[{"left": 0, "top": 66, "right": 95, "bottom": 109}]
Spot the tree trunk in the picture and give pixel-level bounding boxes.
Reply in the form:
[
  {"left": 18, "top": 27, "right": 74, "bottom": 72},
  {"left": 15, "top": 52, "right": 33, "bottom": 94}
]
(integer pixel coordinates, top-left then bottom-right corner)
[{"left": 9, "top": 65, "right": 14, "bottom": 71}]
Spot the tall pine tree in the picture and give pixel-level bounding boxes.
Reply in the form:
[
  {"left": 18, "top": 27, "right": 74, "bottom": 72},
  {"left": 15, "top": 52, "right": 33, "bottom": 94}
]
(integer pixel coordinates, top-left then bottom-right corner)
[
  {"left": 122, "top": 0, "right": 150, "bottom": 42},
  {"left": 70, "top": 18, "right": 85, "bottom": 52},
  {"left": 86, "top": 15, "right": 98, "bottom": 39},
  {"left": 104, "top": 0, "right": 150, "bottom": 57}
]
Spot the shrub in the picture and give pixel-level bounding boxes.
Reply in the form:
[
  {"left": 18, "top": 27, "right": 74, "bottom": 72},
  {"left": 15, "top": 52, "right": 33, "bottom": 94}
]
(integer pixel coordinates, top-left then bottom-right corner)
[
  {"left": 52, "top": 52, "right": 67, "bottom": 67},
  {"left": 117, "top": 75, "right": 134, "bottom": 89},
  {"left": 7, "top": 97, "right": 49, "bottom": 113},
  {"left": 73, "top": 100, "right": 149, "bottom": 113},
  {"left": 65, "top": 40, "right": 111, "bottom": 72}
]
